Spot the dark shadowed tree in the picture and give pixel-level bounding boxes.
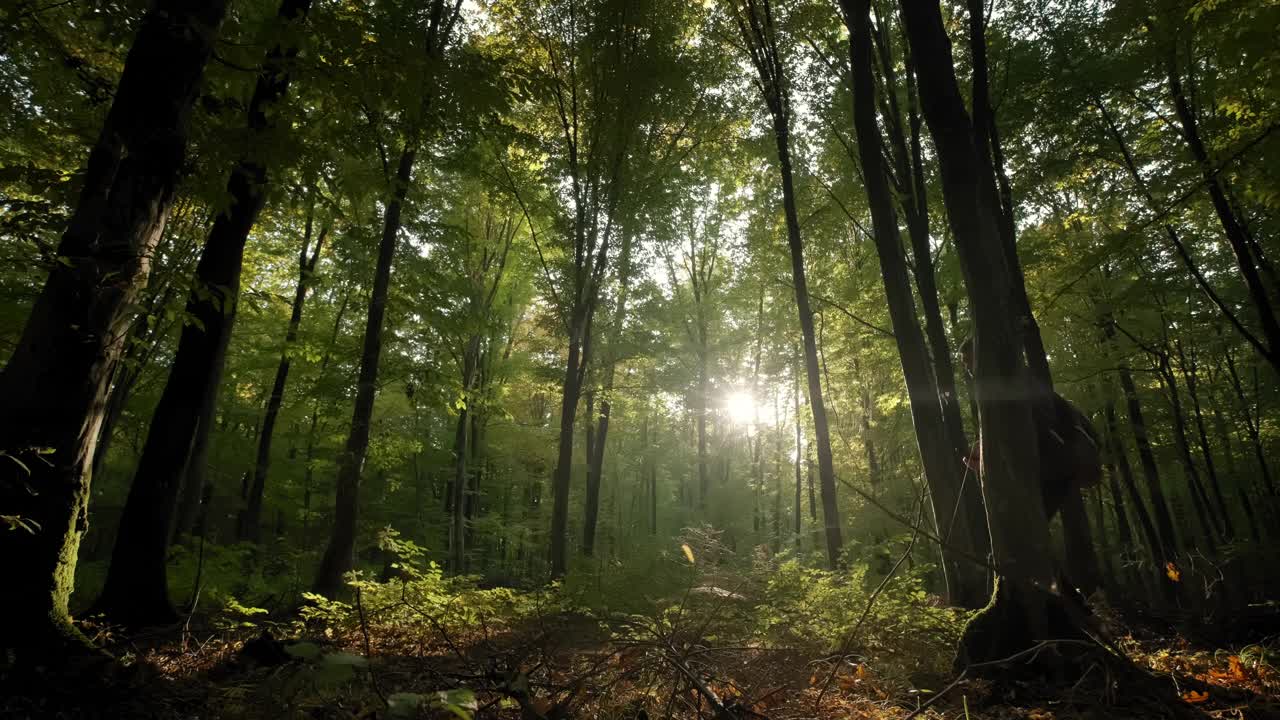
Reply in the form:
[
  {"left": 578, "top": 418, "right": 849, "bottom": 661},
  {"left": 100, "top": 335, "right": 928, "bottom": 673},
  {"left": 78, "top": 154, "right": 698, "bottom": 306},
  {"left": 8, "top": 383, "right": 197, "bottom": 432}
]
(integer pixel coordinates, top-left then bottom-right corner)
[{"left": 0, "top": 0, "right": 229, "bottom": 656}]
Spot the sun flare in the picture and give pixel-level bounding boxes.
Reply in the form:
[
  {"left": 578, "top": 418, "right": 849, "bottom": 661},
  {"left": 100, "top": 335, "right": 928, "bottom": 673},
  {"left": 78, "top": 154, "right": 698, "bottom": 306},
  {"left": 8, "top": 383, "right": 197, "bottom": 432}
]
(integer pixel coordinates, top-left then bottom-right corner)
[{"left": 725, "top": 390, "right": 758, "bottom": 426}]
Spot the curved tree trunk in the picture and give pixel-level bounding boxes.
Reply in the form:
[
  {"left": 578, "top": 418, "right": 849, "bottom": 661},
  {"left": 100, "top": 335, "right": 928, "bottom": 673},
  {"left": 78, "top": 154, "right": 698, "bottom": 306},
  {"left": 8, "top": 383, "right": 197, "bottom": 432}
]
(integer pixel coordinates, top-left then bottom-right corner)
[
  {"left": 0, "top": 0, "right": 227, "bottom": 657},
  {"left": 94, "top": 0, "right": 314, "bottom": 627}
]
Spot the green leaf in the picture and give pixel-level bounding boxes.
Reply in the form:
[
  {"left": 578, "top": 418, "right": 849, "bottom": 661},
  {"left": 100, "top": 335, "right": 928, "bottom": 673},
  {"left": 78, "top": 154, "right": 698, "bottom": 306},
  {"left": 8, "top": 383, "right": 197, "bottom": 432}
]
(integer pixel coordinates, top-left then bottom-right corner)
[{"left": 434, "top": 688, "right": 477, "bottom": 720}]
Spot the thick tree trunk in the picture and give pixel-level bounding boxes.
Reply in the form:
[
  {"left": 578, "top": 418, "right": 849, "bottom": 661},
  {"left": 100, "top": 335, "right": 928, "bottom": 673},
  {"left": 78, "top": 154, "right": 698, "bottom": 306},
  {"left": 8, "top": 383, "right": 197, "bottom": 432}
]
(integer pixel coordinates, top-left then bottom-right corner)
[
  {"left": 966, "top": 0, "right": 1050, "bottom": 390},
  {"left": 172, "top": 388, "right": 217, "bottom": 541},
  {"left": 94, "top": 0, "right": 313, "bottom": 626},
  {"left": 968, "top": 0, "right": 1102, "bottom": 593},
  {"left": 899, "top": 0, "right": 1062, "bottom": 667},
  {"left": 241, "top": 220, "right": 327, "bottom": 542},
  {"left": 843, "top": 0, "right": 986, "bottom": 607},
  {"left": 0, "top": 0, "right": 227, "bottom": 655},
  {"left": 895, "top": 21, "right": 973, "bottom": 480},
  {"left": 313, "top": 146, "right": 415, "bottom": 598}
]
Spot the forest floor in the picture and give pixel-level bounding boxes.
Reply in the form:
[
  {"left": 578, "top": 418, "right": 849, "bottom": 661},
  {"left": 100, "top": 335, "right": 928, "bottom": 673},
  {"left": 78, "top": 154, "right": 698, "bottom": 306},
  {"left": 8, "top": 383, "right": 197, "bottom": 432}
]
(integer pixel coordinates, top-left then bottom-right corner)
[{"left": 5, "top": 599, "right": 1280, "bottom": 720}]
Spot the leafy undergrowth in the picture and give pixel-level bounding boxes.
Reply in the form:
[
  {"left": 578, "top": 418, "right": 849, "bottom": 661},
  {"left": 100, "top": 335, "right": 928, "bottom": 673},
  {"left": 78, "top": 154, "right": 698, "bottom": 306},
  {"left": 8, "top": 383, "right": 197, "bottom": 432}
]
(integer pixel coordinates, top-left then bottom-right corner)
[{"left": 7, "top": 533, "right": 1280, "bottom": 719}]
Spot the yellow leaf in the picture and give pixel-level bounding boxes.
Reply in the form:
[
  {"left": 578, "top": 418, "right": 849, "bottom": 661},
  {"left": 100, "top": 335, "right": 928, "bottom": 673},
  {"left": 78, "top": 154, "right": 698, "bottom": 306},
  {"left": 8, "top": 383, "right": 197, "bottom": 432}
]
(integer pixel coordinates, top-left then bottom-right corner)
[
  {"left": 1228, "top": 655, "right": 1247, "bottom": 680},
  {"left": 1181, "top": 690, "right": 1209, "bottom": 703},
  {"left": 1166, "top": 562, "right": 1182, "bottom": 582},
  {"left": 681, "top": 543, "right": 696, "bottom": 564}
]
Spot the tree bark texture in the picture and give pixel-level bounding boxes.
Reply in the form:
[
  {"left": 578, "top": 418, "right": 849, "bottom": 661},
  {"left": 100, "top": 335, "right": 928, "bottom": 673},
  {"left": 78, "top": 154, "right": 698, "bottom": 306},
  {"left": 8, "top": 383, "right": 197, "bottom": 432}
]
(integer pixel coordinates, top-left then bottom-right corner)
[
  {"left": 0, "top": 0, "right": 227, "bottom": 655},
  {"left": 313, "top": 146, "right": 415, "bottom": 598},
  {"left": 95, "top": 0, "right": 314, "bottom": 626},
  {"left": 843, "top": 0, "right": 987, "bottom": 608},
  {"left": 899, "top": 0, "right": 1062, "bottom": 666}
]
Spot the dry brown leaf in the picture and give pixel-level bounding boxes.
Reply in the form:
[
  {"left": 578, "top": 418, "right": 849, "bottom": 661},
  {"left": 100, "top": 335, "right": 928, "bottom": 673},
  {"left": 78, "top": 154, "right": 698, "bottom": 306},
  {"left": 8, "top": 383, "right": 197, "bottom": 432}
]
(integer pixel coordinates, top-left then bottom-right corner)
[{"left": 1181, "top": 690, "right": 1209, "bottom": 703}]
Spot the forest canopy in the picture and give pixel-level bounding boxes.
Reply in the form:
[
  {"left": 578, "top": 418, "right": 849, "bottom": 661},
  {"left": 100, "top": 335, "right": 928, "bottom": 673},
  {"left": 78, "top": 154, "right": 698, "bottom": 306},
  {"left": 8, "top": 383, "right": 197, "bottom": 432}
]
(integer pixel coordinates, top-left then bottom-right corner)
[{"left": 1, "top": 0, "right": 1278, "bottom": 717}]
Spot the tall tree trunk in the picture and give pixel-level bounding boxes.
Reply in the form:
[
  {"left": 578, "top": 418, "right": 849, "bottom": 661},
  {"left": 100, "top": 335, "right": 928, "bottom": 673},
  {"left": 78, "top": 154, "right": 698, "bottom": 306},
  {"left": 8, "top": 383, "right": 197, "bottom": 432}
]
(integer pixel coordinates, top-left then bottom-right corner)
[
  {"left": 771, "top": 108, "right": 843, "bottom": 569},
  {"left": 1175, "top": 340, "right": 1234, "bottom": 539},
  {"left": 1105, "top": 317, "right": 1181, "bottom": 559},
  {"left": 695, "top": 315, "right": 709, "bottom": 512},
  {"left": 0, "top": 0, "right": 227, "bottom": 656},
  {"left": 843, "top": 0, "right": 986, "bottom": 607},
  {"left": 1155, "top": 354, "right": 1221, "bottom": 554},
  {"left": 94, "top": 0, "right": 313, "bottom": 626},
  {"left": 966, "top": 0, "right": 1050, "bottom": 389},
  {"left": 549, "top": 316, "right": 587, "bottom": 579},
  {"left": 450, "top": 403, "right": 469, "bottom": 573},
  {"left": 1104, "top": 400, "right": 1167, "bottom": 578},
  {"left": 969, "top": 0, "right": 1102, "bottom": 592},
  {"left": 1163, "top": 39, "right": 1280, "bottom": 371},
  {"left": 449, "top": 337, "right": 481, "bottom": 573},
  {"left": 886, "top": 18, "right": 972, "bottom": 473},
  {"left": 585, "top": 229, "right": 634, "bottom": 555},
  {"left": 899, "top": 0, "right": 1061, "bottom": 666},
  {"left": 772, "top": 391, "right": 783, "bottom": 554},
  {"left": 731, "top": 0, "right": 843, "bottom": 566},
  {"left": 1095, "top": 97, "right": 1274, "bottom": 366},
  {"left": 793, "top": 352, "right": 803, "bottom": 549},
  {"left": 313, "top": 146, "right": 415, "bottom": 598},
  {"left": 1224, "top": 350, "right": 1274, "bottom": 496},
  {"left": 241, "top": 218, "right": 327, "bottom": 542},
  {"left": 467, "top": 399, "right": 486, "bottom": 567},
  {"left": 172, "top": 374, "right": 219, "bottom": 541}
]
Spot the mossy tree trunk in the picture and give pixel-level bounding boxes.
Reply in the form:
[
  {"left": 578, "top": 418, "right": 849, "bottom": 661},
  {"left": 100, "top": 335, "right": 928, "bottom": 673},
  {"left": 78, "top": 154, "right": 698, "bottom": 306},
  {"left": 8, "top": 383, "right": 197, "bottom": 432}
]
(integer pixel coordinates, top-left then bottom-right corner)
[
  {"left": 0, "top": 0, "right": 228, "bottom": 658},
  {"left": 898, "top": 0, "right": 1067, "bottom": 668}
]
